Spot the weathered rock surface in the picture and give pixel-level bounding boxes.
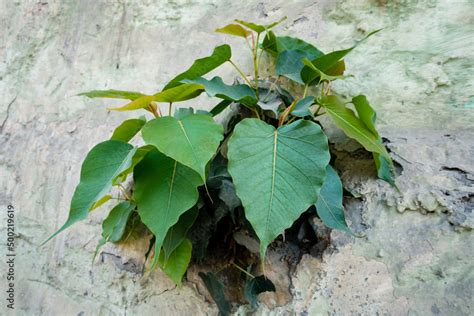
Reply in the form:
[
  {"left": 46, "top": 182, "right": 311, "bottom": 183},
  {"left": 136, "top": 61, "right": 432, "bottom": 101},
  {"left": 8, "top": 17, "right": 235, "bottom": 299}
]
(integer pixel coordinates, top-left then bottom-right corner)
[{"left": 0, "top": 0, "right": 472, "bottom": 315}]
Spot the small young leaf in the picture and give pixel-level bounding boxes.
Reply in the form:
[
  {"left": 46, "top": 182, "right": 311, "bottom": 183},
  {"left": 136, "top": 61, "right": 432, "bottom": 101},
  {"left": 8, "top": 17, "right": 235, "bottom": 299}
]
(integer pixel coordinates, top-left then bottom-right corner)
[
  {"left": 352, "top": 95, "right": 395, "bottom": 186},
  {"left": 301, "top": 30, "right": 381, "bottom": 84},
  {"left": 235, "top": 16, "right": 287, "bottom": 34},
  {"left": 291, "top": 96, "right": 315, "bottom": 117},
  {"left": 183, "top": 77, "right": 257, "bottom": 106},
  {"left": 199, "top": 272, "right": 231, "bottom": 315},
  {"left": 90, "top": 194, "right": 112, "bottom": 211},
  {"left": 216, "top": 24, "right": 251, "bottom": 38},
  {"left": 261, "top": 31, "right": 278, "bottom": 55},
  {"left": 244, "top": 276, "right": 276, "bottom": 308},
  {"left": 109, "top": 84, "right": 205, "bottom": 111},
  {"left": 210, "top": 100, "right": 232, "bottom": 117},
  {"left": 133, "top": 149, "right": 202, "bottom": 270},
  {"left": 78, "top": 90, "right": 145, "bottom": 100},
  {"left": 319, "top": 95, "right": 390, "bottom": 160},
  {"left": 302, "top": 58, "right": 349, "bottom": 84},
  {"left": 142, "top": 114, "right": 224, "bottom": 181},
  {"left": 162, "top": 206, "right": 199, "bottom": 262},
  {"left": 227, "top": 119, "right": 330, "bottom": 259},
  {"left": 113, "top": 145, "right": 154, "bottom": 185},
  {"left": 43, "top": 140, "right": 137, "bottom": 244},
  {"left": 110, "top": 117, "right": 146, "bottom": 142},
  {"left": 102, "top": 201, "right": 136, "bottom": 243},
  {"left": 316, "top": 166, "right": 351, "bottom": 233},
  {"left": 164, "top": 45, "right": 232, "bottom": 90},
  {"left": 159, "top": 239, "right": 193, "bottom": 285}
]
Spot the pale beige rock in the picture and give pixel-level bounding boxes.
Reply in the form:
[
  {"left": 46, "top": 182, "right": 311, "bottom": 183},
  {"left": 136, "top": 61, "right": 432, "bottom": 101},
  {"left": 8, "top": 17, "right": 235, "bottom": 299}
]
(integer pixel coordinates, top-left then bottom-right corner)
[{"left": 0, "top": 0, "right": 473, "bottom": 315}]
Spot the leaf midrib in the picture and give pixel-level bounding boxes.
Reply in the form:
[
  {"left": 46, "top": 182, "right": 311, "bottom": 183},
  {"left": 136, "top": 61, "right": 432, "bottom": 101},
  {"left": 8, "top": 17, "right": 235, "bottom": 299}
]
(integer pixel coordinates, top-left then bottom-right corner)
[
  {"left": 177, "top": 119, "right": 201, "bottom": 177},
  {"left": 265, "top": 130, "right": 278, "bottom": 240}
]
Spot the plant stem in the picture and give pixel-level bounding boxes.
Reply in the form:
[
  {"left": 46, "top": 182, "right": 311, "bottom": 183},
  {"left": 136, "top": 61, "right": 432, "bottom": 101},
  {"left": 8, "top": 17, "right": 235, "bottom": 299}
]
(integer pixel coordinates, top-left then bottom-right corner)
[
  {"left": 118, "top": 184, "right": 131, "bottom": 201},
  {"left": 168, "top": 102, "right": 173, "bottom": 116},
  {"left": 252, "top": 108, "right": 261, "bottom": 120},
  {"left": 314, "top": 105, "right": 322, "bottom": 116},
  {"left": 228, "top": 60, "right": 253, "bottom": 87},
  {"left": 253, "top": 33, "right": 261, "bottom": 99},
  {"left": 148, "top": 103, "right": 160, "bottom": 118},
  {"left": 303, "top": 84, "right": 309, "bottom": 98},
  {"left": 232, "top": 262, "right": 254, "bottom": 279}
]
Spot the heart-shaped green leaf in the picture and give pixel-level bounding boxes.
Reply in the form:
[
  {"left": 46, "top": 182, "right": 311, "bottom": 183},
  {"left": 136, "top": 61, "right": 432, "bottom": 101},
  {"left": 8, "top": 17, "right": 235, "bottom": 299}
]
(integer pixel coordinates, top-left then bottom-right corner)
[
  {"left": 320, "top": 95, "right": 390, "bottom": 160},
  {"left": 110, "top": 117, "right": 146, "bottom": 142},
  {"left": 227, "top": 119, "right": 330, "bottom": 259},
  {"left": 216, "top": 24, "right": 251, "bottom": 38},
  {"left": 142, "top": 114, "right": 224, "bottom": 180},
  {"left": 159, "top": 239, "right": 193, "bottom": 285},
  {"left": 43, "top": 140, "right": 137, "bottom": 244},
  {"left": 184, "top": 76, "right": 257, "bottom": 106},
  {"left": 316, "top": 166, "right": 351, "bottom": 233},
  {"left": 352, "top": 95, "right": 395, "bottom": 186},
  {"left": 164, "top": 44, "right": 232, "bottom": 90},
  {"left": 162, "top": 206, "right": 198, "bottom": 262},
  {"left": 78, "top": 90, "right": 145, "bottom": 100},
  {"left": 133, "top": 149, "right": 202, "bottom": 270}
]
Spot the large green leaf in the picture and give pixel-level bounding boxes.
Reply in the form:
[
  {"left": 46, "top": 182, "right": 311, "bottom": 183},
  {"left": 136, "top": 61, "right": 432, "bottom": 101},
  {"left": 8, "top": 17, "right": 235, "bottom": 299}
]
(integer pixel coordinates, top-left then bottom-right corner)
[
  {"left": 244, "top": 276, "right": 276, "bottom": 308},
  {"left": 43, "top": 140, "right": 137, "bottom": 244},
  {"left": 110, "top": 117, "right": 146, "bottom": 142},
  {"left": 142, "top": 113, "right": 224, "bottom": 180},
  {"left": 274, "top": 36, "right": 323, "bottom": 59},
  {"left": 352, "top": 95, "right": 395, "bottom": 186},
  {"left": 159, "top": 239, "right": 193, "bottom": 285},
  {"left": 162, "top": 206, "right": 198, "bottom": 262},
  {"left": 133, "top": 149, "right": 202, "bottom": 270},
  {"left": 93, "top": 201, "right": 136, "bottom": 261},
  {"left": 319, "top": 95, "right": 390, "bottom": 160},
  {"left": 262, "top": 32, "right": 323, "bottom": 59},
  {"left": 109, "top": 84, "right": 204, "bottom": 111},
  {"left": 199, "top": 272, "right": 231, "bottom": 315},
  {"left": 164, "top": 44, "right": 232, "bottom": 90},
  {"left": 235, "top": 17, "right": 287, "bottom": 34},
  {"left": 275, "top": 50, "right": 308, "bottom": 83},
  {"left": 216, "top": 24, "right": 251, "bottom": 38},
  {"left": 316, "top": 166, "right": 351, "bottom": 233},
  {"left": 184, "top": 77, "right": 257, "bottom": 106},
  {"left": 227, "top": 119, "right": 330, "bottom": 259},
  {"left": 78, "top": 89, "right": 145, "bottom": 100},
  {"left": 301, "top": 30, "right": 381, "bottom": 84}
]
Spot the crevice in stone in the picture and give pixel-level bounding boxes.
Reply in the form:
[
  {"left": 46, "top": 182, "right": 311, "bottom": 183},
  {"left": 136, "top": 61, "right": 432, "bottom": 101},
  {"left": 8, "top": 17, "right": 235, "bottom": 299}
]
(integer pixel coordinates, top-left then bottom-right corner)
[{"left": 1, "top": 95, "right": 17, "bottom": 132}]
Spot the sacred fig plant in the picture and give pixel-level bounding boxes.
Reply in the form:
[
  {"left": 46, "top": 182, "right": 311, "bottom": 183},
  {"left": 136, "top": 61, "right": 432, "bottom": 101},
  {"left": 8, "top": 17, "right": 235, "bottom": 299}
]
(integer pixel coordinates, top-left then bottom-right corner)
[{"left": 43, "top": 17, "right": 396, "bottom": 311}]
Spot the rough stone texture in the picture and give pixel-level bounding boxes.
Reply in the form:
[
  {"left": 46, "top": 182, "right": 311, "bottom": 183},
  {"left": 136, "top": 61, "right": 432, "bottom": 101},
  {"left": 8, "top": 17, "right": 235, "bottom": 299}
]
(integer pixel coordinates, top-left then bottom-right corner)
[{"left": 1, "top": 0, "right": 473, "bottom": 315}]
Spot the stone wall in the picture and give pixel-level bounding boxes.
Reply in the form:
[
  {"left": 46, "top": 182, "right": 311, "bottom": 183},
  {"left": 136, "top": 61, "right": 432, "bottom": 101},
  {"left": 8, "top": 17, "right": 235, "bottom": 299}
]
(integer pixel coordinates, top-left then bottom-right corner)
[{"left": 0, "top": 0, "right": 472, "bottom": 315}]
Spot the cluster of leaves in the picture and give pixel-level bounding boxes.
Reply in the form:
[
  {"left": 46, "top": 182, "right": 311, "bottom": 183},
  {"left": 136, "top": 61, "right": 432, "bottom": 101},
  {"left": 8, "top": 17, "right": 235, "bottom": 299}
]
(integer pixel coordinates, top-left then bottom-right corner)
[{"left": 43, "top": 17, "right": 395, "bottom": 311}]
